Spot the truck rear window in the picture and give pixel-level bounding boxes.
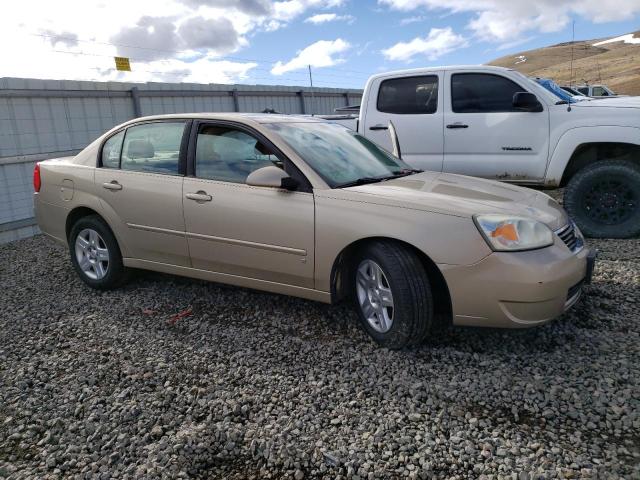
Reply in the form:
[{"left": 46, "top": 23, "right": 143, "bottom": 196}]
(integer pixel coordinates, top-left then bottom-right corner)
[{"left": 377, "top": 75, "right": 438, "bottom": 115}]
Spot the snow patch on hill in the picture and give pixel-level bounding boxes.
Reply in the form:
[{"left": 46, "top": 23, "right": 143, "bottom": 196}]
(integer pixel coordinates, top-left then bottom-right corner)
[{"left": 593, "top": 33, "right": 640, "bottom": 47}]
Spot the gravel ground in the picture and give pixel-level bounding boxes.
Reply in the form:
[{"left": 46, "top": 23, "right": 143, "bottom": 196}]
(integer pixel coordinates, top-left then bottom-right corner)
[{"left": 0, "top": 231, "right": 639, "bottom": 479}]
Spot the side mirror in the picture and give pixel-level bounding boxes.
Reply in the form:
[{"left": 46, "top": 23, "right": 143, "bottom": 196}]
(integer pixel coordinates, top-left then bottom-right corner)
[
  {"left": 513, "top": 92, "right": 543, "bottom": 112},
  {"left": 388, "top": 120, "right": 402, "bottom": 159},
  {"left": 246, "top": 165, "right": 299, "bottom": 191}
]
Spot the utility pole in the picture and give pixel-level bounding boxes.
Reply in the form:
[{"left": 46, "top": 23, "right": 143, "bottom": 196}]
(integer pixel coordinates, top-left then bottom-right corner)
[
  {"left": 569, "top": 19, "right": 575, "bottom": 87},
  {"left": 308, "top": 64, "right": 315, "bottom": 116}
]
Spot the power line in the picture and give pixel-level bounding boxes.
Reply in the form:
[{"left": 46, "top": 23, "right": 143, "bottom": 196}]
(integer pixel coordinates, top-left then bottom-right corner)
[
  {"left": 31, "top": 32, "right": 374, "bottom": 76},
  {"left": 45, "top": 48, "right": 367, "bottom": 87}
]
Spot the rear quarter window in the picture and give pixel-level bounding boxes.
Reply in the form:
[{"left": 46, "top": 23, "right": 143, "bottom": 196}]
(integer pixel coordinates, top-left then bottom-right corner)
[{"left": 101, "top": 130, "right": 124, "bottom": 168}]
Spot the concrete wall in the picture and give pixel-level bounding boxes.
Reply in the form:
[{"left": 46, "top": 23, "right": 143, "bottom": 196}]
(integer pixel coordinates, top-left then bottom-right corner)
[{"left": 0, "top": 77, "right": 363, "bottom": 244}]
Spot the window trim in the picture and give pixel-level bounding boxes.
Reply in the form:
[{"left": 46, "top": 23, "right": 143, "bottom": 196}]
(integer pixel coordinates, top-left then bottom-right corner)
[
  {"left": 97, "top": 119, "right": 193, "bottom": 176},
  {"left": 376, "top": 74, "right": 439, "bottom": 115},
  {"left": 450, "top": 72, "right": 538, "bottom": 114},
  {"left": 187, "top": 119, "right": 313, "bottom": 193}
]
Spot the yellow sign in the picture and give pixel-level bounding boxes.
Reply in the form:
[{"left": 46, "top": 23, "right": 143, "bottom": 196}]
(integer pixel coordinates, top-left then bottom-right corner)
[{"left": 114, "top": 57, "right": 131, "bottom": 72}]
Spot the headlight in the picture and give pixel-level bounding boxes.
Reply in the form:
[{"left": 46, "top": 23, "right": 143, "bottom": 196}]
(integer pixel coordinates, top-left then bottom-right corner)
[{"left": 474, "top": 214, "right": 553, "bottom": 251}]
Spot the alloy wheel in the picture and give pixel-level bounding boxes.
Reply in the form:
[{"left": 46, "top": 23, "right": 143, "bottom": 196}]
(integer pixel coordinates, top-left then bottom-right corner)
[
  {"left": 75, "top": 228, "right": 109, "bottom": 280},
  {"left": 356, "top": 259, "right": 395, "bottom": 333}
]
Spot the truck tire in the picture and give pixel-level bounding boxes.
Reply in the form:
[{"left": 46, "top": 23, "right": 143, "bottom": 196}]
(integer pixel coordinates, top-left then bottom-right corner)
[
  {"left": 352, "top": 241, "right": 433, "bottom": 349},
  {"left": 564, "top": 160, "right": 640, "bottom": 238}
]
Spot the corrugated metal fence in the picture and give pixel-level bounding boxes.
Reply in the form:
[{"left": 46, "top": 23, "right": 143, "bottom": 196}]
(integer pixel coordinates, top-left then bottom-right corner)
[{"left": 0, "top": 77, "right": 363, "bottom": 243}]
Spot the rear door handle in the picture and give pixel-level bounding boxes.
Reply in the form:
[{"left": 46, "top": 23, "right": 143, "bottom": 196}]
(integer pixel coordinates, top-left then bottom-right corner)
[
  {"left": 446, "top": 123, "right": 469, "bottom": 129},
  {"left": 185, "top": 191, "right": 212, "bottom": 202},
  {"left": 102, "top": 181, "right": 122, "bottom": 191},
  {"left": 369, "top": 124, "right": 388, "bottom": 131}
]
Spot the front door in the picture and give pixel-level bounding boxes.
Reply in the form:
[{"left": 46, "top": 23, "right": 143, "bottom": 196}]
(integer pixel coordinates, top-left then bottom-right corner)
[
  {"left": 182, "top": 122, "right": 315, "bottom": 288},
  {"left": 442, "top": 71, "right": 549, "bottom": 181},
  {"left": 362, "top": 73, "right": 444, "bottom": 172},
  {"left": 94, "top": 121, "right": 190, "bottom": 266}
]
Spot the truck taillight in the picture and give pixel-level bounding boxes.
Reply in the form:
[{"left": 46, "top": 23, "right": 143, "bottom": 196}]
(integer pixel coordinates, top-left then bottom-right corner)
[{"left": 33, "top": 163, "right": 41, "bottom": 192}]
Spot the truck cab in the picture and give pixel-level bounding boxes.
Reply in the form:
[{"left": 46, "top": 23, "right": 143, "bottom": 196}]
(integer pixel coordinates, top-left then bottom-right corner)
[{"left": 325, "top": 65, "right": 640, "bottom": 238}]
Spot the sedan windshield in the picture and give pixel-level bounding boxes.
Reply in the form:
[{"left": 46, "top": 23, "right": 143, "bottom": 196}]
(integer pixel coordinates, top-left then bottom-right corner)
[{"left": 265, "top": 121, "right": 416, "bottom": 188}]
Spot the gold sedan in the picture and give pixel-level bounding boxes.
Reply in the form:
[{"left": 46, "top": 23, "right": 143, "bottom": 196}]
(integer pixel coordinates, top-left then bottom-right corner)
[{"left": 34, "top": 114, "right": 595, "bottom": 348}]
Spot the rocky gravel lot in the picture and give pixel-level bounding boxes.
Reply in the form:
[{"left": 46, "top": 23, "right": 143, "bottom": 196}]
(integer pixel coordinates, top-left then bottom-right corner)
[{"left": 0, "top": 231, "right": 639, "bottom": 479}]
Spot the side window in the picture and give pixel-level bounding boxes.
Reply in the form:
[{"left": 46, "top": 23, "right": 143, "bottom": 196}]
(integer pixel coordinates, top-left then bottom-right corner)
[
  {"left": 577, "top": 87, "right": 589, "bottom": 95},
  {"left": 592, "top": 86, "right": 607, "bottom": 96},
  {"left": 101, "top": 130, "right": 124, "bottom": 168},
  {"left": 195, "top": 125, "right": 283, "bottom": 183},
  {"left": 377, "top": 75, "right": 438, "bottom": 114},
  {"left": 451, "top": 73, "right": 526, "bottom": 113},
  {"left": 121, "top": 122, "right": 185, "bottom": 175}
]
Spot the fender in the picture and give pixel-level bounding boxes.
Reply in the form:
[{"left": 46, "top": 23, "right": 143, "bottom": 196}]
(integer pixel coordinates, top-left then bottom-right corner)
[{"left": 545, "top": 126, "right": 640, "bottom": 186}]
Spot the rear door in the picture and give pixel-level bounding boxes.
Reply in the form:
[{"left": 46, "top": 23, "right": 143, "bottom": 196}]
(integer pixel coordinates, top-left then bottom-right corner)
[
  {"left": 94, "top": 120, "right": 190, "bottom": 266},
  {"left": 182, "top": 121, "right": 315, "bottom": 288},
  {"left": 362, "top": 73, "right": 444, "bottom": 172},
  {"left": 442, "top": 71, "right": 549, "bottom": 181}
]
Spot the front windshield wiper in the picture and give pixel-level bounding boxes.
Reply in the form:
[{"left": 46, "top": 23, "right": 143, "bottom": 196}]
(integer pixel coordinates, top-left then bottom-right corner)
[
  {"left": 555, "top": 100, "right": 569, "bottom": 105},
  {"left": 390, "top": 168, "right": 423, "bottom": 177},
  {"left": 336, "top": 169, "right": 424, "bottom": 188},
  {"left": 336, "top": 176, "right": 388, "bottom": 188}
]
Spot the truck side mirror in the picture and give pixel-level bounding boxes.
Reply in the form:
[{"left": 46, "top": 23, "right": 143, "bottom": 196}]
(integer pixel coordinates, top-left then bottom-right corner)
[{"left": 513, "top": 92, "right": 543, "bottom": 112}]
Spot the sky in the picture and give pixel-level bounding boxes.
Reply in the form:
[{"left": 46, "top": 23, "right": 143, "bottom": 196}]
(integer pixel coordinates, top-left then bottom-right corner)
[{"left": 1, "top": 0, "right": 639, "bottom": 89}]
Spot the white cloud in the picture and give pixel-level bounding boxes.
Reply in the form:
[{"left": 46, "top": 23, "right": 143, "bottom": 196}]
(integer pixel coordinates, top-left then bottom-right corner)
[
  {"left": 0, "top": 0, "right": 347, "bottom": 84},
  {"left": 399, "top": 15, "right": 428, "bottom": 26},
  {"left": 271, "top": 38, "right": 350, "bottom": 74},
  {"left": 379, "top": 0, "right": 640, "bottom": 43},
  {"left": 304, "top": 13, "right": 354, "bottom": 24},
  {"left": 381, "top": 27, "right": 468, "bottom": 62},
  {"left": 272, "top": 0, "right": 346, "bottom": 24}
]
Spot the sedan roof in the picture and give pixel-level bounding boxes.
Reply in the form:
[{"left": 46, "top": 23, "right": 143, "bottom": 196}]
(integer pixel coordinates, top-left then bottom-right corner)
[{"left": 122, "top": 112, "right": 323, "bottom": 124}]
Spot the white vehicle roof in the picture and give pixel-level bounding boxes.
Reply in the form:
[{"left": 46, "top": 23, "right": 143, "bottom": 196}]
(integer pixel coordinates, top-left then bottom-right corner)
[{"left": 366, "top": 65, "right": 511, "bottom": 81}]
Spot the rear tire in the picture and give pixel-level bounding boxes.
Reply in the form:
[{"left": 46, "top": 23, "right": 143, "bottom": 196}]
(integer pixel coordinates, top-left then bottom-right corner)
[
  {"left": 69, "top": 215, "right": 128, "bottom": 290},
  {"left": 352, "top": 241, "right": 433, "bottom": 349},
  {"left": 564, "top": 160, "right": 640, "bottom": 238}
]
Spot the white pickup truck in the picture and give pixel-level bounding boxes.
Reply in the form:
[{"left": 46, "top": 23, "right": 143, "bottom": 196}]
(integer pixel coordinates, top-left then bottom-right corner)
[{"left": 323, "top": 65, "right": 640, "bottom": 238}]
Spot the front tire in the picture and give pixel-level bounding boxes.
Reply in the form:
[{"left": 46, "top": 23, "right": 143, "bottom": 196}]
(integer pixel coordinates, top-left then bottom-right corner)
[
  {"left": 353, "top": 241, "right": 433, "bottom": 349},
  {"left": 564, "top": 160, "right": 640, "bottom": 238},
  {"left": 69, "top": 215, "right": 128, "bottom": 290}
]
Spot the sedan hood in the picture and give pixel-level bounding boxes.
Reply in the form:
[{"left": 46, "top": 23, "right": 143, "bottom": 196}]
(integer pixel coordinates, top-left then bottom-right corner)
[{"left": 347, "top": 171, "right": 569, "bottom": 230}]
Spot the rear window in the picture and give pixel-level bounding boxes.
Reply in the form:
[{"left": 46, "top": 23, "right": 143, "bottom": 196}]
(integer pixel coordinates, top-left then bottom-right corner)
[{"left": 377, "top": 75, "right": 438, "bottom": 114}]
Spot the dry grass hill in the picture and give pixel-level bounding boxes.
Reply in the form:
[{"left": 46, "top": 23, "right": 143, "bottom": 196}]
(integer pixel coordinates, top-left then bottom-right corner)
[{"left": 489, "top": 31, "right": 640, "bottom": 95}]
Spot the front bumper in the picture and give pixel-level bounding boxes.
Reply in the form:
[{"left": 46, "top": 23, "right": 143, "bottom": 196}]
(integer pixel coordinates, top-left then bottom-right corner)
[{"left": 439, "top": 240, "right": 593, "bottom": 328}]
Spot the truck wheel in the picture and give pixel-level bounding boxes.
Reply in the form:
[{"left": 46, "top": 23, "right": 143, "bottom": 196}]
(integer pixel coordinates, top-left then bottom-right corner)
[
  {"left": 69, "top": 215, "right": 129, "bottom": 290},
  {"left": 352, "top": 241, "right": 433, "bottom": 349},
  {"left": 564, "top": 160, "right": 640, "bottom": 238}
]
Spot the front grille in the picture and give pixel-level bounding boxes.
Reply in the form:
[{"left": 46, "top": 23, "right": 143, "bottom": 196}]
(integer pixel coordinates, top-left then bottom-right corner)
[{"left": 555, "top": 222, "right": 581, "bottom": 252}]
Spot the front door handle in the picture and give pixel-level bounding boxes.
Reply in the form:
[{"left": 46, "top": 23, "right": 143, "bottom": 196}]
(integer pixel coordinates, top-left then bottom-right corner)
[
  {"left": 185, "top": 191, "right": 212, "bottom": 202},
  {"left": 446, "top": 123, "right": 469, "bottom": 129},
  {"left": 369, "top": 124, "right": 389, "bottom": 131},
  {"left": 102, "top": 181, "right": 122, "bottom": 191}
]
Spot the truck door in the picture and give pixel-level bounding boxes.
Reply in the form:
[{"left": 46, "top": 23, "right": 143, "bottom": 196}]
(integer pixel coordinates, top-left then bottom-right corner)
[
  {"left": 362, "top": 73, "right": 444, "bottom": 172},
  {"left": 442, "top": 71, "right": 549, "bottom": 181}
]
